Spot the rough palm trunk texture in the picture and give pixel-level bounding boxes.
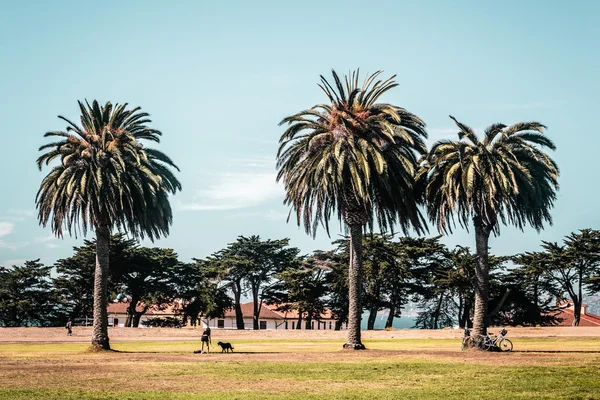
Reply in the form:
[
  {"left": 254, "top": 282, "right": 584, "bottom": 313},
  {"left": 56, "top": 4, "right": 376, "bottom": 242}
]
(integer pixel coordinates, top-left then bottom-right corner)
[
  {"left": 91, "top": 226, "right": 110, "bottom": 350},
  {"left": 343, "top": 223, "right": 366, "bottom": 350},
  {"left": 472, "top": 221, "right": 491, "bottom": 338}
]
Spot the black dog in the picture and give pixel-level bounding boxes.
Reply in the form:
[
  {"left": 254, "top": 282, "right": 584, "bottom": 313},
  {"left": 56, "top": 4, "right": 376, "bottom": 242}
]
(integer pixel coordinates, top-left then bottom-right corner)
[{"left": 217, "top": 341, "right": 234, "bottom": 353}]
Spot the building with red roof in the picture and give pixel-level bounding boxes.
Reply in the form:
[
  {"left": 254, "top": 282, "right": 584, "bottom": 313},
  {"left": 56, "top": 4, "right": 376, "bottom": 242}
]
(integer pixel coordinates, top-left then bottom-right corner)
[
  {"left": 553, "top": 301, "right": 600, "bottom": 326},
  {"left": 107, "top": 300, "right": 343, "bottom": 330}
]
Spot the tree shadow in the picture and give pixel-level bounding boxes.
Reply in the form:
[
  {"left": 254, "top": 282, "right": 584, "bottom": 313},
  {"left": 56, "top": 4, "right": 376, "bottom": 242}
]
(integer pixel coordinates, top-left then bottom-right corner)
[{"left": 513, "top": 350, "right": 600, "bottom": 354}]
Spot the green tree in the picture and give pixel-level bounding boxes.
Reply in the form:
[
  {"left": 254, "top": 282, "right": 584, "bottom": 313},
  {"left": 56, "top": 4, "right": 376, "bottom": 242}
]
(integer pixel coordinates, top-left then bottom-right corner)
[
  {"left": 175, "top": 260, "right": 233, "bottom": 327},
  {"left": 113, "top": 247, "right": 180, "bottom": 327},
  {"left": 204, "top": 250, "right": 248, "bottom": 330},
  {"left": 542, "top": 229, "right": 600, "bottom": 326},
  {"left": 230, "top": 236, "right": 299, "bottom": 330},
  {"left": 267, "top": 253, "right": 329, "bottom": 330},
  {"left": 277, "top": 70, "right": 427, "bottom": 349},
  {"left": 53, "top": 234, "right": 135, "bottom": 322},
  {"left": 36, "top": 100, "right": 181, "bottom": 350},
  {"left": 509, "top": 251, "right": 560, "bottom": 326},
  {"left": 418, "top": 116, "right": 559, "bottom": 339},
  {"left": 0, "top": 260, "right": 59, "bottom": 327}
]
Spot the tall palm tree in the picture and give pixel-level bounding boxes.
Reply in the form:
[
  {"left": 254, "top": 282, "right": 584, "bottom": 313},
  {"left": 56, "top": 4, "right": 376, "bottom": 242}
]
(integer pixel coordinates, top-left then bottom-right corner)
[
  {"left": 36, "top": 100, "right": 181, "bottom": 350},
  {"left": 418, "top": 116, "right": 558, "bottom": 339},
  {"left": 276, "top": 70, "right": 427, "bottom": 349}
]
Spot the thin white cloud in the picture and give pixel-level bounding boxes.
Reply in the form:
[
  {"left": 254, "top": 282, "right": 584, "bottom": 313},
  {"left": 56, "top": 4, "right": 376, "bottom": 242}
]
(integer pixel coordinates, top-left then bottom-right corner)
[
  {"left": 0, "top": 222, "right": 14, "bottom": 237},
  {"left": 179, "top": 171, "right": 284, "bottom": 211},
  {"left": 0, "top": 241, "right": 29, "bottom": 250},
  {"left": 33, "top": 235, "right": 60, "bottom": 249},
  {"left": 0, "top": 222, "right": 29, "bottom": 250},
  {"left": 7, "top": 209, "right": 34, "bottom": 217},
  {"left": 226, "top": 209, "right": 288, "bottom": 221}
]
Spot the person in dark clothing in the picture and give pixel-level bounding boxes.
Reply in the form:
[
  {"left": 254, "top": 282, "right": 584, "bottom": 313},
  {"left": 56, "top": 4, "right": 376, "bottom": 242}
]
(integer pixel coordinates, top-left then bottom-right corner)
[
  {"left": 194, "top": 326, "right": 211, "bottom": 354},
  {"left": 65, "top": 319, "right": 73, "bottom": 336}
]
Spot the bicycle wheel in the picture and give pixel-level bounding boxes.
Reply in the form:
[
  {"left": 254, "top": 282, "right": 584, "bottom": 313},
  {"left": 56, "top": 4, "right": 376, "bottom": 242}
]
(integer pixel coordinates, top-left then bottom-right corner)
[
  {"left": 499, "top": 338, "right": 513, "bottom": 352},
  {"left": 477, "top": 336, "right": 491, "bottom": 351}
]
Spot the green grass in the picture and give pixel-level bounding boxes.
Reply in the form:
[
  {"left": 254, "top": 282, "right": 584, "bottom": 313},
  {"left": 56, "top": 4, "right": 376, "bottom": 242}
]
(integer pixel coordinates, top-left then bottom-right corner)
[{"left": 1, "top": 338, "right": 599, "bottom": 399}]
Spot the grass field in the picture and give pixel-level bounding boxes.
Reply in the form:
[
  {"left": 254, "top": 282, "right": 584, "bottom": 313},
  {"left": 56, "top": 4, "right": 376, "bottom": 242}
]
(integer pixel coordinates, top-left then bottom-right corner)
[{"left": 1, "top": 332, "right": 599, "bottom": 400}]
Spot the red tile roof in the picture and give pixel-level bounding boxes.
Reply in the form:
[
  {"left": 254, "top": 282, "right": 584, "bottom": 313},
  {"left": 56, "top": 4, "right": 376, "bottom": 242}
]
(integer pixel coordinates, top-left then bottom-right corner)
[
  {"left": 107, "top": 301, "right": 179, "bottom": 316},
  {"left": 107, "top": 300, "right": 337, "bottom": 320},
  {"left": 222, "top": 302, "right": 336, "bottom": 320},
  {"left": 222, "top": 302, "right": 283, "bottom": 319},
  {"left": 553, "top": 302, "right": 600, "bottom": 326}
]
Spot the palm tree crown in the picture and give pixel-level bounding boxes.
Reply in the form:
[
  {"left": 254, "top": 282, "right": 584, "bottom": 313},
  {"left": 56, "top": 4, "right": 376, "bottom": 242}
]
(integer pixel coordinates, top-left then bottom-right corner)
[
  {"left": 419, "top": 116, "right": 559, "bottom": 234},
  {"left": 276, "top": 70, "right": 428, "bottom": 235},
  {"left": 36, "top": 100, "right": 181, "bottom": 238}
]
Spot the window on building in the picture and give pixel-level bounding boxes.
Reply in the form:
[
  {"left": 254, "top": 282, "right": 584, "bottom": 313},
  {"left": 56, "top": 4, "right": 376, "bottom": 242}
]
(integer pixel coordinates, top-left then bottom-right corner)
[
  {"left": 329, "top": 321, "right": 332, "bottom": 330},
  {"left": 311, "top": 321, "right": 314, "bottom": 330},
  {"left": 113, "top": 318, "right": 119, "bottom": 327},
  {"left": 292, "top": 321, "right": 295, "bottom": 330},
  {"left": 259, "top": 321, "right": 267, "bottom": 330},
  {"left": 217, "top": 319, "right": 225, "bottom": 328},
  {"left": 285, "top": 321, "right": 288, "bottom": 329}
]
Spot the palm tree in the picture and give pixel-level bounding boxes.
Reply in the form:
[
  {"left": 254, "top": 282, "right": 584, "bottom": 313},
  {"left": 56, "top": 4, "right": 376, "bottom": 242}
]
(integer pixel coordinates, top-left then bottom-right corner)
[
  {"left": 36, "top": 100, "right": 181, "bottom": 350},
  {"left": 276, "top": 70, "right": 427, "bottom": 349},
  {"left": 418, "top": 115, "right": 558, "bottom": 339}
]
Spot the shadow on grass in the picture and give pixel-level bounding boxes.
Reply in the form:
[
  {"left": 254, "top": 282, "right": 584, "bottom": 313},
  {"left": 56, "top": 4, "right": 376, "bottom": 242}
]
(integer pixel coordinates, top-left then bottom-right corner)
[
  {"left": 513, "top": 350, "right": 600, "bottom": 354},
  {"left": 111, "top": 350, "right": 287, "bottom": 354}
]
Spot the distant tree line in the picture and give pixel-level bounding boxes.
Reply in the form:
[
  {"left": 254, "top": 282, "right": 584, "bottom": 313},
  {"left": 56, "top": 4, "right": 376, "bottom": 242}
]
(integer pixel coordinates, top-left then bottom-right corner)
[{"left": 2, "top": 229, "right": 599, "bottom": 328}]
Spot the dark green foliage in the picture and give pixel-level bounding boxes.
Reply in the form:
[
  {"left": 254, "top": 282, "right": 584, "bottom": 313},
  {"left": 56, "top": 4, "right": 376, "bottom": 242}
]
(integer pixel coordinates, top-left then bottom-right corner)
[
  {"left": 213, "top": 235, "right": 299, "bottom": 330},
  {"left": 141, "top": 316, "right": 183, "bottom": 328},
  {"left": 418, "top": 116, "right": 559, "bottom": 235},
  {"left": 541, "top": 229, "right": 600, "bottom": 325},
  {"left": 277, "top": 69, "right": 427, "bottom": 236},
  {"left": 53, "top": 234, "right": 137, "bottom": 320},
  {"left": 0, "top": 260, "right": 61, "bottom": 327},
  {"left": 267, "top": 253, "right": 330, "bottom": 329},
  {"left": 36, "top": 100, "right": 181, "bottom": 239},
  {"left": 175, "top": 260, "right": 233, "bottom": 327},
  {"left": 114, "top": 246, "right": 181, "bottom": 327}
]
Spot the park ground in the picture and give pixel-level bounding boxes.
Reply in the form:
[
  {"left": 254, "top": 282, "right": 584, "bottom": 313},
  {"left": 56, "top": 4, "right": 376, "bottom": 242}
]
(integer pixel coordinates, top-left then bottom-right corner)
[{"left": 0, "top": 327, "right": 599, "bottom": 399}]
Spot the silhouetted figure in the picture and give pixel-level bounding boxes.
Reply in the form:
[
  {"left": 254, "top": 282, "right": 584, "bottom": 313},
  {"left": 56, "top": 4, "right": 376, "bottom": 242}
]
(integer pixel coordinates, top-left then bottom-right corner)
[
  {"left": 194, "top": 327, "right": 211, "bottom": 354},
  {"left": 66, "top": 319, "right": 73, "bottom": 336}
]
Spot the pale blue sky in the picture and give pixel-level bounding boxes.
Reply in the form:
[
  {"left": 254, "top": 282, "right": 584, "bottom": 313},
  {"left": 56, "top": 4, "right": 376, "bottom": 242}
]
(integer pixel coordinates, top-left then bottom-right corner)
[{"left": 0, "top": 0, "right": 599, "bottom": 267}]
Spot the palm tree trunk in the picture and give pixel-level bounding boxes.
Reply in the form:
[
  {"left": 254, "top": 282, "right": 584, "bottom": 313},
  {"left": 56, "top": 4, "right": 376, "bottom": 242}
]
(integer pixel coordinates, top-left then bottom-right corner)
[
  {"left": 343, "top": 223, "right": 366, "bottom": 350},
  {"left": 91, "top": 225, "right": 110, "bottom": 350},
  {"left": 472, "top": 220, "right": 491, "bottom": 338}
]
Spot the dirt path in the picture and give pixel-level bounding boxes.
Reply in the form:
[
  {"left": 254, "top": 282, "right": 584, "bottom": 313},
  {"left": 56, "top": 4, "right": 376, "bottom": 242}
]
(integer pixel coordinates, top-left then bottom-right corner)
[{"left": 1, "top": 326, "right": 598, "bottom": 342}]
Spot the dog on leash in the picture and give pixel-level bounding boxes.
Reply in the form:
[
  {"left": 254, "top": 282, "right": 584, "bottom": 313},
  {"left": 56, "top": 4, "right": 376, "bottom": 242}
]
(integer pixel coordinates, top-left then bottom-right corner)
[{"left": 217, "top": 341, "right": 234, "bottom": 353}]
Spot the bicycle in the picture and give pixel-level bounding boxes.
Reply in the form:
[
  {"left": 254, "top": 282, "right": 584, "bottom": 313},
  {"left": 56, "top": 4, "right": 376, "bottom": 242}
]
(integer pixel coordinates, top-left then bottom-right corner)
[{"left": 461, "top": 328, "right": 513, "bottom": 352}]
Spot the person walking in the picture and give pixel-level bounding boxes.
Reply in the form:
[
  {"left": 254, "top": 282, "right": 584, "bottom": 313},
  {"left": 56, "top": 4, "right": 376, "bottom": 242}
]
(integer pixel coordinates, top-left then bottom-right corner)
[
  {"left": 194, "top": 326, "right": 211, "bottom": 354},
  {"left": 66, "top": 319, "right": 73, "bottom": 336}
]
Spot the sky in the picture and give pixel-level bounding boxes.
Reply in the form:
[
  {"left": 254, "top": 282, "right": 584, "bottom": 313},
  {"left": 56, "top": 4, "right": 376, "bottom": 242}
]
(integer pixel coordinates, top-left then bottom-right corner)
[{"left": 0, "top": 0, "right": 599, "bottom": 268}]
